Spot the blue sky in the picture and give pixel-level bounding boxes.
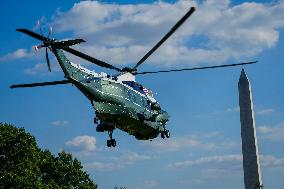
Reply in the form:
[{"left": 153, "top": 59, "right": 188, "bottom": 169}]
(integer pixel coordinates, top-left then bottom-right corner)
[{"left": 1, "top": 0, "right": 284, "bottom": 189}]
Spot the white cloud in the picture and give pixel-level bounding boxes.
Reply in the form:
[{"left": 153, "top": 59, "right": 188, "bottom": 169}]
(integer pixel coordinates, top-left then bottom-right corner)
[
  {"left": 85, "top": 152, "right": 152, "bottom": 171},
  {"left": 23, "top": 63, "right": 49, "bottom": 75},
  {"left": 261, "top": 155, "right": 284, "bottom": 167},
  {"left": 257, "top": 122, "right": 284, "bottom": 141},
  {"left": 167, "top": 154, "right": 242, "bottom": 169},
  {"left": 86, "top": 161, "right": 123, "bottom": 171},
  {"left": 201, "top": 131, "right": 223, "bottom": 138},
  {"left": 0, "top": 49, "right": 31, "bottom": 62},
  {"left": 111, "top": 152, "right": 154, "bottom": 164},
  {"left": 167, "top": 154, "right": 284, "bottom": 170},
  {"left": 167, "top": 154, "right": 284, "bottom": 183},
  {"left": 144, "top": 135, "right": 206, "bottom": 151},
  {"left": 23, "top": 58, "right": 61, "bottom": 75},
  {"left": 51, "top": 120, "right": 69, "bottom": 126},
  {"left": 226, "top": 106, "right": 240, "bottom": 113},
  {"left": 258, "top": 125, "right": 272, "bottom": 134},
  {"left": 124, "top": 152, "right": 153, "bottom": 162},
  {"left": 48, "top": 0, "right": 284, "bottom": 67},
  {"left": 226, "top": 106, "right": 274, "bottom": 115},
  {"left": 256, "top": 108, "right": 274, "bottom": 116},
  {"left": 144, "top": 180, "right": 158, "bottom": 188},
  {"left": 144, "top": 133, "right": 238, "bottom": 152},
  {"left": 200, "top": 168, "right": 238, "bottom": 180},
  {"left": 65, "top": 135, "right": 97, "bottom": 152},
  {"left": 225, "top": 106, "right": 275, "bottom": 115}
]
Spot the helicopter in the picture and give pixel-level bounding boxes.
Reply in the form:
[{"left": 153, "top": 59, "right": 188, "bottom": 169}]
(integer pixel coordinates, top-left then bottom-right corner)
[{"left": 11, "top": 7, "right": 256, "bottom": 147}]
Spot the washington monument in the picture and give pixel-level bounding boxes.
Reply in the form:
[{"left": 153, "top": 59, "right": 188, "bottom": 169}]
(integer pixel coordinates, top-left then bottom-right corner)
[{"left": 238, "top": 69, "right": 263, "bottom": 189}]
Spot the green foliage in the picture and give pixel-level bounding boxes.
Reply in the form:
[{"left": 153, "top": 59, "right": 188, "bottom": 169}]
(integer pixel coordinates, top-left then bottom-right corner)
[
  {"left": 40, "top": 150, "right": 97, "bottom": 188},
  {"left": 0, "top": 123, "right": 97, "bottom": 189},
  {"left": 0, "top": 123, "right": 42, "bottom": 188}
]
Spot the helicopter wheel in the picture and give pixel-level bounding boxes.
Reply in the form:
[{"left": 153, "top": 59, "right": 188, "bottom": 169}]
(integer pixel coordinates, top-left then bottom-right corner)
[
  {"left": 165, "top": 130, "right": 170, "bottom": 138},
  {"left": 94, "top": 117, "right": 99, "bottom": 124},
  {"left": 107, "top": 140, "right": 112, "bottom": 147},
  {"left": 161, "top": 130, "right": 170, "bottom": 139},
  {"left": 107, "top": 139, "right": 116, "bottom": 147},
  {"left": 107, "top": 130, "right": 116, "bottom": 147},
  {"left": 161, "top": 132, "right": 165, "bottom": 139},
  {"left": 111, "top": 139, "right": 116, "bottom": 147}
]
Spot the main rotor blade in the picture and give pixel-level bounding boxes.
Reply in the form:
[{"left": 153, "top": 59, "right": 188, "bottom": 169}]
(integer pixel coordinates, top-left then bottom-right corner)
[
  {"left": 48, "top": 26, "right": 53, "bottom": 38},
  {"left": 16, "top": 28, "right": 50, "bottom": 41},
  {"left": 46, "top": 48, "right": 51, "bottom": 72},
  {"left": 10, "top": 80, "right": 71, "bottom": 89},
  {"left": 63, "top": 47, "right": 121, "bottom": 72},
  {"left": 133, "top": 7, "right": 196, "bottom": 70},
  {"left": 134, "top": 61, "right": 258, "bottom": 75},
  {"left": 50, "top": 39, "right": 86, "bottom": 48},
  {"left": 17, "top": 29, "right": 121, "bottom": 72}
]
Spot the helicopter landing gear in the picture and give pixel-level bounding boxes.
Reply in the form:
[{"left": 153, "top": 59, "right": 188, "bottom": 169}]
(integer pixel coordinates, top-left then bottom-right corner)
[
  {"left": 161, "top": 129, "right": 170, "bottom": 139},
  {"left": 94, "top": 117, "right": 99, "bottom": 124},
  {"left": 107, "top": 130, "right": 116, "bottom": 147}
]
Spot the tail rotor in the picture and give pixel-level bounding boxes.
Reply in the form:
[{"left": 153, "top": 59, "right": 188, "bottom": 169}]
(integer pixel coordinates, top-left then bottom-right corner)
[
  {"left": 17, "top": 25, "right": 85, "bottom": 72},
  {"left": 45, "top": 47, "right": 51, "bottom": 72},
  {"left": 33, "top": 21, "right": 54, "bottom": 72},
  {"left": 47, "top": 26, "right": 53, "bottom": 39}
]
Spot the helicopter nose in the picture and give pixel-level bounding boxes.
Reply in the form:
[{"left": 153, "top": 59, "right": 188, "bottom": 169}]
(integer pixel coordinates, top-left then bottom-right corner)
[{"left": 155, "top": 111, "right": 169, "bottom": 122}]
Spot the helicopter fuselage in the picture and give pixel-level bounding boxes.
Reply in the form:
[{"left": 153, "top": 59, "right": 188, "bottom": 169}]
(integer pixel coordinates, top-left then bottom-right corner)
[{"left": 53, "top": 48, "right": 169, "bottom": 140}]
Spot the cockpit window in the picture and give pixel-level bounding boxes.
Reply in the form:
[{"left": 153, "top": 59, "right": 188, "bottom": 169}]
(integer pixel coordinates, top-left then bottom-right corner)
[
  {"left": 122, "top": 81, "right": 145, "bottom": 94},
  {"left": 147, "top": 90, "right": 154, "bottom": 97}
]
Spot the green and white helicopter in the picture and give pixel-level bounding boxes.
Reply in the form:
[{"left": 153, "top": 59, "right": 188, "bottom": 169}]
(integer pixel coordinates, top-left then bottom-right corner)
[{"left": 11, "top": 7, "right": 256, "bottom": 147}]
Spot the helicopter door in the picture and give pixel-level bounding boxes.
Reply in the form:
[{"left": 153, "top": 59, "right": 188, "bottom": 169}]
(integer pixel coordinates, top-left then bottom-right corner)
[{"left": 142, "top": 98, "right": 150, "bottom": 116}]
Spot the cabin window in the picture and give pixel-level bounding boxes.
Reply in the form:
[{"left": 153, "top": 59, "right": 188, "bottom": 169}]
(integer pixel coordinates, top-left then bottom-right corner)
[
  {"left": 122, "top": 81, "right": 145, "bottom": 94},
  {"left": 141, "top": 97, "right": 146, "bottom": 106},
  {"left": 127, "top": 91, "right": 131, "bottom": 99},
  {"left": 132, "top": 93, "right": 136, "bottom": 102}
]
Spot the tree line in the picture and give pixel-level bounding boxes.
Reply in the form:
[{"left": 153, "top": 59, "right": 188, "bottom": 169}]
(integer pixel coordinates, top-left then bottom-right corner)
[{"left": 0, "top": 123, "right": 97, "bottom": 188}]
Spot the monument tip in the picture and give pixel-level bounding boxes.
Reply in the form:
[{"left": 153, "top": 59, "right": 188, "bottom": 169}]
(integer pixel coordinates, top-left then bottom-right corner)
[{"left": 239, "top": 68, "right": 249, "bottom": 83}]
